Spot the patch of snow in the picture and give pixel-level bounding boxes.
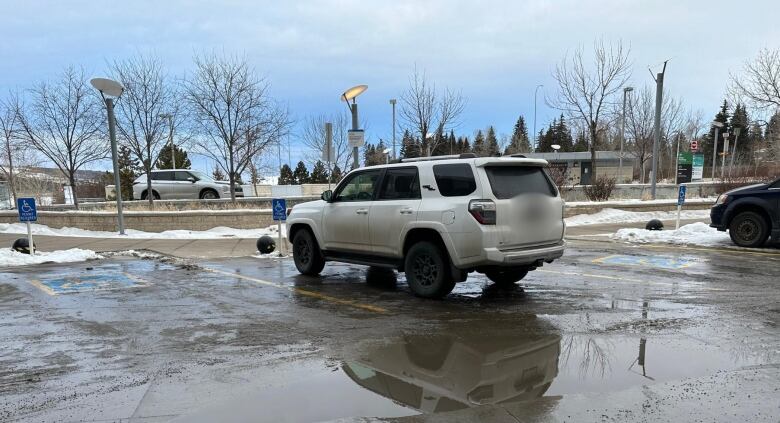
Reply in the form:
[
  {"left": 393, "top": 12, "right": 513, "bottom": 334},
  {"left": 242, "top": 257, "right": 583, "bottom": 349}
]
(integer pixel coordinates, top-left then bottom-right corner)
[
  {"left": 0, "top": 248, "right": 102, "bottom": 267},
  {"left": 566, "top": 197, "right": 717, "bottom": 207},
  {"left": 610, "top": 222, "right": 731, "bottom": 247},
  {"left": 106, "top": 250, "right": 162, "bottom": 259},
  {"left": 565, "top": 208, "right": 711, "bottom": 227},
  {"left": 0, "top": 223, "right": 283, "bottom": 239}
]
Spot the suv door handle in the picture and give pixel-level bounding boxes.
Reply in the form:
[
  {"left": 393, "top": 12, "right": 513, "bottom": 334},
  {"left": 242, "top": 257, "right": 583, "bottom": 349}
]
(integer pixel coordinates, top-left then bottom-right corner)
[
  {"left": 399, "top": 208, "right": 414, "bottom": 215},
  {"left": 356, "top": 208, "right": 369, "bottom": 215}
]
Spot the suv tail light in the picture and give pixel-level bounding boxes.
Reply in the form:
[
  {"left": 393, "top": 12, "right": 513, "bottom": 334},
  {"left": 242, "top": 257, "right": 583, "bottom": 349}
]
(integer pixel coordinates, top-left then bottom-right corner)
[{"left": 469, "top": 199, "right": 496, "bottom": 225}]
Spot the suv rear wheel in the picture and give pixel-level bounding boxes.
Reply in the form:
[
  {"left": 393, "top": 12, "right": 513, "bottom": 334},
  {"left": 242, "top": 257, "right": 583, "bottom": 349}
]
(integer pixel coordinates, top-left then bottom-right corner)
[
  {"left": 485, "top": 267, "right": 529, "bottom": 286},
  {"left": 729, "top": 211, "right": 769, "bottom": 247},
  {"left": 200, "top": 189, "right": 219, "bottom": 199},
  {"left": 404, "top": 242, "right": 455, "bottom": 299},
  {"left": 292, "top": 229, "right": 325, "bottom": 276}
]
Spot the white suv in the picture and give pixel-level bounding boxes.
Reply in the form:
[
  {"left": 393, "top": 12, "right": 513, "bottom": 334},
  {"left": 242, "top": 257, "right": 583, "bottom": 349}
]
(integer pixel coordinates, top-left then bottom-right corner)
[
  {"left": 286, "top": 155, "right": 565, "bottom": 298},
  {"left": 132, "top": 170, "right": 243, "bottom": 200}
]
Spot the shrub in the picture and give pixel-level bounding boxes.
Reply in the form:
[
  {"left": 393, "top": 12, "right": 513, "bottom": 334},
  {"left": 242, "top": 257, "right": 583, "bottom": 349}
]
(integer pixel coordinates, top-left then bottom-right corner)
[{"left": 583, "top": 175, "right": 617, "bottom": 202}]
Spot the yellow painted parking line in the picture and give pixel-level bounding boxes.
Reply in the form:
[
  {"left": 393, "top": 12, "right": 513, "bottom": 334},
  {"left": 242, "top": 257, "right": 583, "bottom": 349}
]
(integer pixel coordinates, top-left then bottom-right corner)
[
  {"left": 29, "top": 279, "right": 56, "bottom": 296},
  {"left": 535, "top": 269, "right": 645, "bottom": 283},
  {"left": 204, "top": 267, "right": 387, "bottom": 314}
]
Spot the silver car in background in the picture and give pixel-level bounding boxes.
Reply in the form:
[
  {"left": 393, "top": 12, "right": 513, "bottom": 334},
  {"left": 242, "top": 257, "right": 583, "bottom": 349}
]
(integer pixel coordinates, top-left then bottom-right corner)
[{"left": 132, "top": 170, "right": 243, "bottom": 200}]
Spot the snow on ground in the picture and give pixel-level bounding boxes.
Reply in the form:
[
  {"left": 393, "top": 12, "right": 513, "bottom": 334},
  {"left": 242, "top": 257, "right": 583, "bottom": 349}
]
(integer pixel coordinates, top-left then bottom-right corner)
[
  {"left": 0, "top": 248, "right": 102, "bottom": 267},
  {"left": 0, "top": 223, "right": 282, "bottom": 239},
  {"left": 566, "top": 197, "right": 717, "bottom": 207},
  {"left": 565, "top": 208, "right": 710, "bottom": 227},
  {"left": 611, "top": 222, "right": 731, "bottom": 247}
]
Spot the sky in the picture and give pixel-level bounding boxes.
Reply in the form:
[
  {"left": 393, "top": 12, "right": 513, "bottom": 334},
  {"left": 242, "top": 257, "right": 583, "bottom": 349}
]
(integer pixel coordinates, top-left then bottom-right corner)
[{"left": 2, "top": 0, "right": 778, "bottom": 174}]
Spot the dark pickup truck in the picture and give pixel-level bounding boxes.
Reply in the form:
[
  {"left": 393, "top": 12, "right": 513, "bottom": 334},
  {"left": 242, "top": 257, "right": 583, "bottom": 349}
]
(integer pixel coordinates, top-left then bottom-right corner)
[{"left": 710, "top": 177, "right": 780, "bottom": 247}]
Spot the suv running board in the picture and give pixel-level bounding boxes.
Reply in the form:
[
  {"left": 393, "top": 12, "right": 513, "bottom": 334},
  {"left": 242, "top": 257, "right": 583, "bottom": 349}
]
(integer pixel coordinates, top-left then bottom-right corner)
[{"left": 323, "top": 251, "right": 402, "bottom": 270}]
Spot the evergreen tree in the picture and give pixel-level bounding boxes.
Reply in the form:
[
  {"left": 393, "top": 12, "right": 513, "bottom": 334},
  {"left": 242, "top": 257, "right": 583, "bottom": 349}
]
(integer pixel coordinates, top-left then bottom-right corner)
[
  {"left": 473, "top": 130, "right": 486, "bottom": 156},
  {"left": 292, "top": 161, "right": 310, "bottom": 184},
  {"left": 363, "top": 143, "right": 377, "bottom": 166},
  {"left": 702, "top": 100, "right": 731, "bottom": 169},
  {"left": 117, "top": 145, "right": 139, "bottom": 201},
  {"left": 573, "top": 130, "right": 588, "bottom": 152},
  {"left": 399, "top": 130, "right": 421, "bottom": 158},
  {"left": 279, "top": 164, "right": 294, "bottom": 185},
  {"left": 310, "top": 160, "right": 329, "bottom": 183},
  {"left": 485, "top": 126, "right": 500, "bottom": 156},
  {"left": 729, "top": 103, "right": 752, "bottom": 160},
  {"left": 212, "top": 167, "right": 226, "bottom": 181},
  {"left": 505, "top": 115, "right": 532, "bottom": 155},
  {"left": 462, "top": 137, "right": 471, "bottom": 154},
  {"left": 155, "top": 144, "right": 192, "bottom": 169},
  {"left": 536, "top": 119, "right": 556, "bottom": 152},
  {"left": 330, "top": 165, "right": 343, "bottom": 183}
]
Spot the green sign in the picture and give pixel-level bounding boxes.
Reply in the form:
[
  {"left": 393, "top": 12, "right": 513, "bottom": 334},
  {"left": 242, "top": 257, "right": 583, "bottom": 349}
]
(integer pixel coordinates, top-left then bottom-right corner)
[
  {"left": 677, "top": 152, "right": 693, "bottom": 165},
  {"left": 692, "top": 153, "right": 704, "bottom": 180}
]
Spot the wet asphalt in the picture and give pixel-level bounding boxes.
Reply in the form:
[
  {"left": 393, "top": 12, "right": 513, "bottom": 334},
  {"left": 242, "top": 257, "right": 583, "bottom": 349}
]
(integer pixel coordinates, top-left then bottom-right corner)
[{"left": 1, "top": 241, "right": 779, "bottom": 422}]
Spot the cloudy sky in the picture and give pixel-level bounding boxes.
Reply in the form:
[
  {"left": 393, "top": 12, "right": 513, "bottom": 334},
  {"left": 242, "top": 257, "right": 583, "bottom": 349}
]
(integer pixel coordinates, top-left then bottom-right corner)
[{"left": 2, "top": 0, "right": 778, "bottom": 171}]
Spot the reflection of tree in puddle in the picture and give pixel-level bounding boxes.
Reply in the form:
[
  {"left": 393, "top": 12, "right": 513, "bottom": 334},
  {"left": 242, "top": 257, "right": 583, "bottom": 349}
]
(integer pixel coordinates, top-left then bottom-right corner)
[
  {"left": 560, "top": 334, "right": 614, "bottom": 379},
  {"left": 342, "top": 316, "right": 561, "bottom": 414}
]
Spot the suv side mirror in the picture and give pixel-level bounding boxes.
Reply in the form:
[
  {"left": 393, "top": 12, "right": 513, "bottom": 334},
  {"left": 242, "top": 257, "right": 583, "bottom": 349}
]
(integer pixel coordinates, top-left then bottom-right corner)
[
  {"left": 321, "top": 190, "right": 333, "bottom": 202},
  {"left": 187, "top": 177, "right": 196, "bottom": 183}
]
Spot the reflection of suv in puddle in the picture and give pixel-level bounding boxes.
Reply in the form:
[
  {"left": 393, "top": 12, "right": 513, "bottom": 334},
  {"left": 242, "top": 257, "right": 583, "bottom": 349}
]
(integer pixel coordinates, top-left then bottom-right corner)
[
  {"left": 342, "top": 323, "right": 560, "bottom": 413},
  {"left": 287, "top": 155, "right": 565, "bottom": 298}
]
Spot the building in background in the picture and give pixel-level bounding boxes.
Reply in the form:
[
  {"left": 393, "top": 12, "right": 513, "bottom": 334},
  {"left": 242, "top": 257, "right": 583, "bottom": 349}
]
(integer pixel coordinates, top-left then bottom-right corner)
[{"left": 522, "top": 151, "right": 636, "bottom": 185}]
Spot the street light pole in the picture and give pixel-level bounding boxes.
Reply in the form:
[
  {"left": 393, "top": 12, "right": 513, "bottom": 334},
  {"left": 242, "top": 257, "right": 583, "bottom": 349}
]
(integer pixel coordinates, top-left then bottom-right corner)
[
  {"left": 350, "top": 100, "right": 359, "bottom": 169},
  {"left": 619, "top": 87, "right": 633, "bottom": 183},
  {"left": 650, "top": 61, "right": 667, "bottom": 200},
  {"left": 90, "top": 77, "right": 125, "bottom": 235},
  {"left": 711, "top": 121, "right": 723, "bottom": 180},
  {"left": 729, "top": 127, "right": 741, "bottom": 177},
  {"left": 721, "top": 131, "right": 729, "bottom": 179},
  {"left": 159, "top": 113, "right": 175, "bottom": 170},
  {"left": 390, "top": 99, "right": 397, "bottom": 159},
  {"left": 534, "top": 85, "right": 543, "bottom": 151}
]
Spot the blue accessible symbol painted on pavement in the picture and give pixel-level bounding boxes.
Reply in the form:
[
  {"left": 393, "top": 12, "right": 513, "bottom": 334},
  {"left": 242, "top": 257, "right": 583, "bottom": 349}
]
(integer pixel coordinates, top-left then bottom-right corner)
[
  {"left": 17, "top": 197, "right": 37, "bottom": 222},
  {"left": 32, "top": 271, "right": 147, "bottom": 295},
  {"left": 593, "top": 254, "right": 696, "bottom": 270},
  {"left": 272, "top": 198, "right": 287, "bottom": 221}
]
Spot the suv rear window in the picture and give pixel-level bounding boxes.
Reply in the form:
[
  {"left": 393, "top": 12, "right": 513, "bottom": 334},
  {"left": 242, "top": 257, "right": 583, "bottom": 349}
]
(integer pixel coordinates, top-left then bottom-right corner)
[
  {"left": 433, "top": 164, "right": 476, "bottom": 197},
  {"left": 484, "top": 166, "right": 555, "bottom": 199},
  {"left": 152, "top": 171, "right": 174, "bottom": 181}
]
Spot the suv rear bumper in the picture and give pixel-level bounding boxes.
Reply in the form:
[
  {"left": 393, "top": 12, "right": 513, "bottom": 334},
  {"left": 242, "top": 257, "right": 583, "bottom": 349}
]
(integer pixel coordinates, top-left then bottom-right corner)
[{"left": 482, "top": 241, "right": 565, "bottom": 266}]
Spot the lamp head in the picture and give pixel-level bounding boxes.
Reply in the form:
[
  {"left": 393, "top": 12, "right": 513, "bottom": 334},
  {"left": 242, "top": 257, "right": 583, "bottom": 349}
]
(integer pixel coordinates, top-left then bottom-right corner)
[
  {"left": 90, "top": 78, "right": 124, "bottom": 98},
  {"left": 341, "top": 84, "right": 368, "bottom": 102}
]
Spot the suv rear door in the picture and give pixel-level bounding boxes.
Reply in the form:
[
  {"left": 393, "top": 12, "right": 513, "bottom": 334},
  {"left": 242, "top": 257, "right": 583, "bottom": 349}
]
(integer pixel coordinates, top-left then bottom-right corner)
[
  {"left": 151, "top": 171, "right": 175, "bottom": 199},
  {"left": 173, "top": 171, "right": 197, "bottom": 199},
  {"left": 479, "top": 163, "right": 564, "bottom": 248},
  {"left": 370, "top": 167, "right": 422, "bottom": 257},
  {"left": 321, "top": 169, "right": 383, "bottom": 252}
]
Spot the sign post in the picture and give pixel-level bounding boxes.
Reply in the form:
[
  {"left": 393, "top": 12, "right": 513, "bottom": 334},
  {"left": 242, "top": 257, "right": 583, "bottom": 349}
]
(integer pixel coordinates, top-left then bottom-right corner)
[
  {"left": 676, "top": 185, "right": 687, "bottom": 230},
  {"left": 272, "top": 198, "right": 287, "bottom": 256},
  {"left": 17, "top": 198, "right": 37, "bottom": 255}
]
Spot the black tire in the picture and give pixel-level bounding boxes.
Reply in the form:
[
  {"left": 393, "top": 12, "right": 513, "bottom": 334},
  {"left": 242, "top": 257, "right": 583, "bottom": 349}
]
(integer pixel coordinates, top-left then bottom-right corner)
[
  {"left": 485, "top": 267, "right": 529, "bottom": 286},
  {"left": 140, "top": 190, "right": 160, "bottom": 200},
  {"left": 292, "top": 229, "right": 325, "bottom": 276},
  {"left": 404, "top": 241, "right": 455, "bottom": 299},
  {"left": 729, "top": 211, "right": 770, "bottom": 248},
  {"left": 200, "top": 189, "right": 219, "bottom": 200}
]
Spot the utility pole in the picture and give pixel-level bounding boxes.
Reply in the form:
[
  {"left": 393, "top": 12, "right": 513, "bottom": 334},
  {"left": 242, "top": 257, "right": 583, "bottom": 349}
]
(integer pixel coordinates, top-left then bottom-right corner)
[
  {"left": 390, "top": 99, "right": 397, "bottom": 159},
  {"left": 534, "top": 85, "right": 543, "bottom": 151},
  {"left": 619, "top": 87, "right": 634, "bottom": 183},
  {"left": 650, "top": 61, "right": 667, "bottom": 199},
  {"left": 729, "top": 127, "right": 741, "bottom": 177}
]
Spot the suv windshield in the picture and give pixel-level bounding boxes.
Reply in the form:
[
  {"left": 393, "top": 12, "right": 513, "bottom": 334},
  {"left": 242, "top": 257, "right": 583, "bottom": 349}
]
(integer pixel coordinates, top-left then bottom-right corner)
[
  {"left": 485, "top": 166, "right": 556, "bottom": 199},
  {"left": 189, "top": 171, "right": 213, "bottom": 182}
]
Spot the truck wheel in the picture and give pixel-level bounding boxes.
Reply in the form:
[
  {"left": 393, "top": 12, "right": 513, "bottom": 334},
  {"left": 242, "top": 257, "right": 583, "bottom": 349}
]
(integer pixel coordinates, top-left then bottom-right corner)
[
  {"left": 200, "top": 189, "right": 219, "bottom": 199},
  {"left": 485, "top": 268, "right": 529, "bottom": 286},
  {"left": 404, "top": 242, "right": 454, "bottom": 299},
  {"left": 292, "top": 229, "right": 325, "bottom": 276},
  {"left": 729, "top": 211, "right": 769, "bottom": 248}
]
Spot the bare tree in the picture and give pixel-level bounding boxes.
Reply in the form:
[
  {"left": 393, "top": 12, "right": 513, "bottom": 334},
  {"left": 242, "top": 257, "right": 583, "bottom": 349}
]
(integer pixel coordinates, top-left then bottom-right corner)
[
  {"left": 184, "top": 53, "right": 290, "bottom": 201},
  {"left": 0, "top": 92, "right": 23, "bottom": 204},
  {"left": 400, "top": 66, "right": 465, "bottom": 156},
  {"left": 112, "top": 54, "right": 180, "bottom": 205},
  {"left": 300, "top": 112, "right": 353, "bottom": 173},
  {"left": 549, "top": 40, "right": 631, "bottom": 178},
  {"left": 17, "top": 66, "right": 106, "bottom": 208},
  {"left": 730, "top": 48, "right": 780, "bottom": 110}
]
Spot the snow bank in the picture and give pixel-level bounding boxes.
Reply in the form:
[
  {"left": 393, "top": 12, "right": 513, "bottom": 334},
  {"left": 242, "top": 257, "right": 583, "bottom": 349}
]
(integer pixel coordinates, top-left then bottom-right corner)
[
  {"left": 0, "top": 248, "right": 102, "bottom": 267},
  {"left": 611, "top": 222, "right": 731, "bottom": 247},
  {"left": 0, "top": 223, "right": 282, "bottom": 240},
  {"left": 565, "top": 208, "right": 710, "bottom": 227},
  {"left": 566, "top": 197, "right": 716, "bottom": 207}
]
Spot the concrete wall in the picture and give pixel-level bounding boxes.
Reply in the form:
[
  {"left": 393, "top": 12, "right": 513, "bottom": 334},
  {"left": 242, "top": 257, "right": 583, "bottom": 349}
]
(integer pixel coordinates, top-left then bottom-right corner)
[
  {"left": 77, "top": 196, "right": 321, "bottom": 212},
  {"left": 0, "top": 200, "right": 713, "bottom": 232},
  {"left": 563, "top": 182, "right": 721, "bottom": 202}
]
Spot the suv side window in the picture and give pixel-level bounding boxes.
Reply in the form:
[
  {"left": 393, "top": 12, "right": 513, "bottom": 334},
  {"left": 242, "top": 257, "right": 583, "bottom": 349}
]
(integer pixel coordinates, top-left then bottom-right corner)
[
  {"left": 174, "top": 171, "right": 193, "bottom": 181},
  {"left": 770, "top": 179, "right": 780, "bottom": 189},
  {"left": 378, "top": 168, "right": 421, "bottom": 200},
  {"left": 152, "top": 171, "right": 174, "bottom": 181},
  {"left": 333, "top": 170, "right": 382, "bottom": 202},
  {"left": 432, "top": 164, "right": 476, "bottom": 197}
]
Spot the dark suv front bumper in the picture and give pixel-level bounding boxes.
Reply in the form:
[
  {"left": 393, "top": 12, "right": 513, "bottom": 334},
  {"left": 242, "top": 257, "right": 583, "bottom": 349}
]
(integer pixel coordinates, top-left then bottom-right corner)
[{"left": 709, "top": 204, "right": 727, "bottom": 231}]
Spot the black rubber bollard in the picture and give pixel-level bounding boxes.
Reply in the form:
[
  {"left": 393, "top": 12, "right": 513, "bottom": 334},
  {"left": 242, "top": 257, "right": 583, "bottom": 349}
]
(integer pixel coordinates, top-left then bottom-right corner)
[
  {"left": 12, "top": 238, "right": 35, "bottom": 254},
  {"left": 645, "top": 219, "right": 664, "bottom": 231},
  {"left": 256, "top": 235, "right": 276, "bottom": 254}
]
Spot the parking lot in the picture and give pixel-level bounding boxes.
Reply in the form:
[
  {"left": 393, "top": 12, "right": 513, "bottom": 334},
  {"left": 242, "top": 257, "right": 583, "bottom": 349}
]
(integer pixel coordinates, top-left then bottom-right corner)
[{"left": 1, "top": 239, "right": 779, "bottom": 422}]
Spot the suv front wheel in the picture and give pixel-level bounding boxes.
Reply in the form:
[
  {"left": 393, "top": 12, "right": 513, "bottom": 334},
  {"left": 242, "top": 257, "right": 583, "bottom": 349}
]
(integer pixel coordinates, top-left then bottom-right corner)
[
  {"left": 729, "top": 211, "right": 769, "bottom": 248},
  {"left": 292, "top": 229, "right": 326, "bottom": 276},
  {"left": 485, "top": 267, "right": 529, "bottom": 286},
  {"left": 404, "top": 242, "right": 455, "bottom": 299}
]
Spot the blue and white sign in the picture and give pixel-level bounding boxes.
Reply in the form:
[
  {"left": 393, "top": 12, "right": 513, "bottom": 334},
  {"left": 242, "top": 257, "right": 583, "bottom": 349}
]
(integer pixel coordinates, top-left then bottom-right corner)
[
  {"left": 272, "top": 198, "right": 287, "bottom": 221},
  {"left": 677, "top": 185, "right": 687, "bottom": 206},
  {"left": 17, "top": 197, "right": 37, "bottom": 222}
]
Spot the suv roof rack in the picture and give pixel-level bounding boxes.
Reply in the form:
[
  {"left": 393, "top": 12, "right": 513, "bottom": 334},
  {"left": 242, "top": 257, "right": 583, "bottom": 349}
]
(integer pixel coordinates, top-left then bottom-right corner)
[{"left": 401, "top": 153, "right": 477, "bottom": 163}]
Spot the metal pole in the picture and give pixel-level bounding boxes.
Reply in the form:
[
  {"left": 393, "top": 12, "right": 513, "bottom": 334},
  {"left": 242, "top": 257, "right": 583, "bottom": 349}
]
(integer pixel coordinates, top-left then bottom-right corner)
[
  {"left": 167, "top": 115, "right": 176, "bottom": 170},
  {"left": 534, "top": 85, "right": 542, "bottom": 151},
  {"left": 674, "top": 132, "right": 681, "bottom": 185},
  {"left": 729, "top": 128, "right": 741, "bottom": 177},
  {"left": 721, "top": 133, "right": 728, "bottom": 179},
  {"left": 106, "top": 98, "right": 125, "bottom": 235},
  {"left": 351, "top": 101, "right": 359, "bottom": 170},
  {"left": 711, "top": 126, "right": 720, "bottom": 180},
  {"left": 651, "top": 69, "right": 665, "bottom": 199},
  {"left": 26, "top": 221, "right": 34, "bottom": 256},
  {"left": 325, "top": 122, "right": 333, "bottom": 191},
  {"left": 390, "top": 99, "right": 397, "bottom": 159},
  {"left": 619, "top": 89, "right": 629, "bottom": 182}
]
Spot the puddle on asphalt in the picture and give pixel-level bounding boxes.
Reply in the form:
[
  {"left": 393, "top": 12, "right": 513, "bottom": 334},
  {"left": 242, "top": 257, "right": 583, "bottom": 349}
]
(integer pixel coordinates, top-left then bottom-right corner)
[{"left": 177, "top": 316, "right": 765, "bottom": 422}]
